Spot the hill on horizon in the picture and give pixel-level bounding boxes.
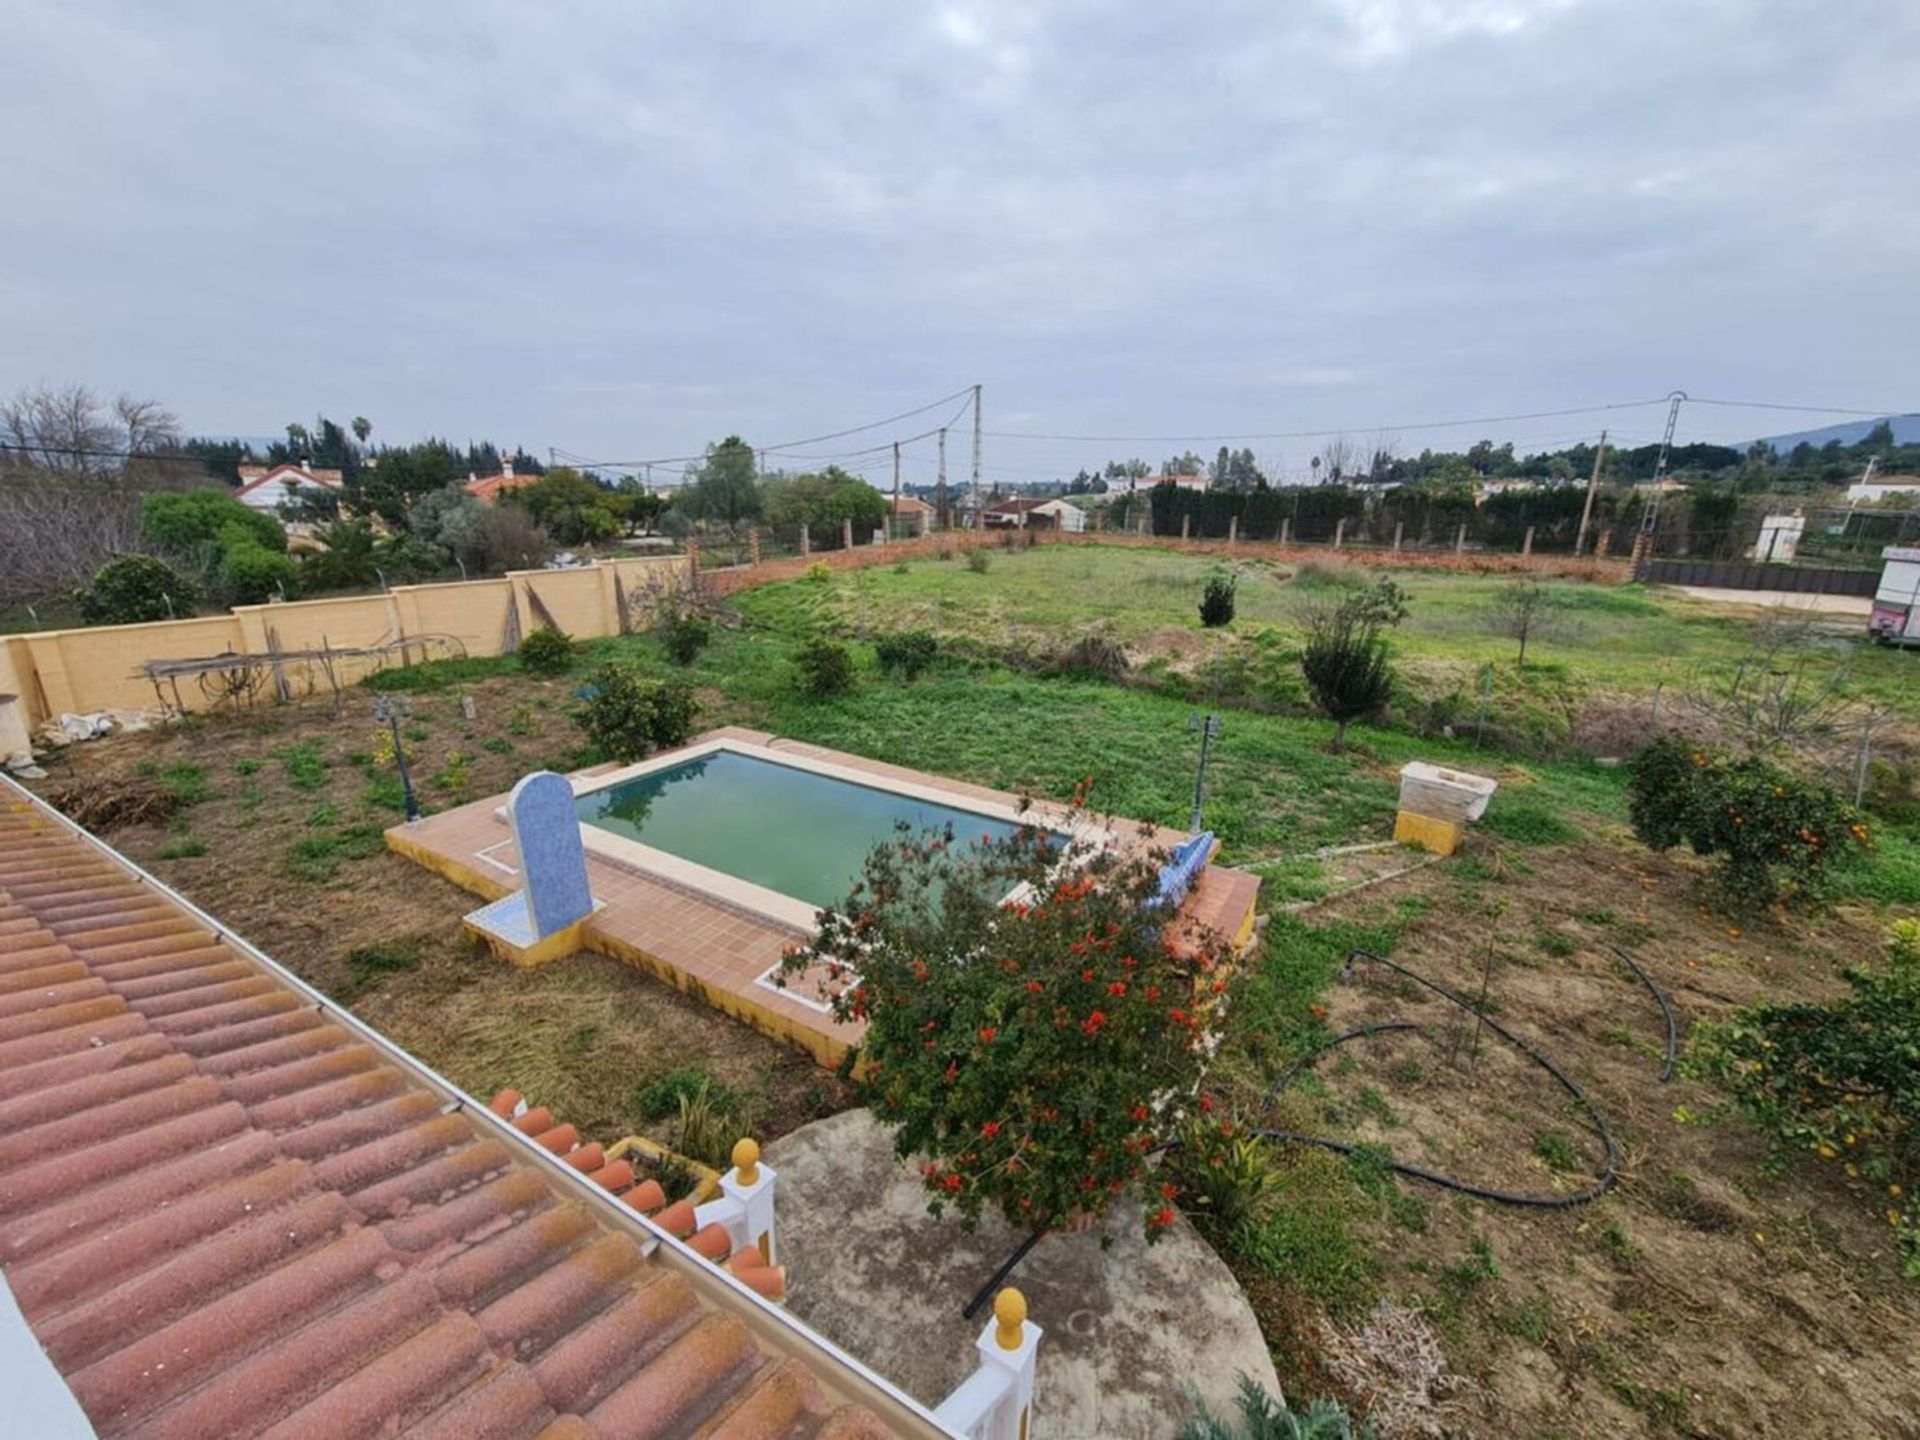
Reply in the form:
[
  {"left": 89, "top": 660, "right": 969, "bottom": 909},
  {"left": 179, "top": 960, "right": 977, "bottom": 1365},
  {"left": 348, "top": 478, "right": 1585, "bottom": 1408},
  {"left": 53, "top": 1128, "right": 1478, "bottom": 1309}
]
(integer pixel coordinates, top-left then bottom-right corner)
[{"left": 1756, "top": 414, "right": 1920, "bottom": 450}]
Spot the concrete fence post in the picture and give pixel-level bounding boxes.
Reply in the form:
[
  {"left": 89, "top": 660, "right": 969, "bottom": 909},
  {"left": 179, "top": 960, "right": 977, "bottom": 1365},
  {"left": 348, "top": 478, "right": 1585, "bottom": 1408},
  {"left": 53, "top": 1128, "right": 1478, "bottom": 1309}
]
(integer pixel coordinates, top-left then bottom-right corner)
[
  {"left": 1280, "top": 517, "right": 1291, "bottom": 547},
  {"left": 1392, "top": 521, "right": 1404, "bottom": 551},
  {"left": 1522, "top": 525, "right": 1535, "bottom": 558},
  {"left": 1454, "top": 524, "right": 1466, "bottom": 555},
  {"left": 799, "top": 523, "right": 810, "bottom": 557},
  {"left": 842, "top": 517, "right": 854, "bottom": 551},
  {"left": 749, "top": 528, "right": 762, "bottom": 567},
  {"left": 1227, "top": 515, "right": 1238, "bottom": 547},
  {"left": 1333, "top": 518, "right": 1346, "bottom": 550},
  {"left": 1180, "top": 513, "right": 1190, "bottom": 541}
]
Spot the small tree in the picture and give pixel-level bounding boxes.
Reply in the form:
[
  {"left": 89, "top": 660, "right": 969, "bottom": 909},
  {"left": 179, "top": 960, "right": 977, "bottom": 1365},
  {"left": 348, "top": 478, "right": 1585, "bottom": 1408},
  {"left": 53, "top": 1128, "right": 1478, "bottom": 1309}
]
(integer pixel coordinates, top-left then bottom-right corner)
[
  {"left": 794, "top": 636, "right": 855, "bottom": 696},
  {"left": 577, "top": 665, "right": 698, "bottom": 761},
  {"left": 1298, "top": 579, "right": 1407, "bottom": 752},
  {"left": 76, "top": 554, "right": 202, "bottom": 625},
  {"left": 517, "top": 625, "right": 576, "bottom": 675},
  {"left": 1198, "top": 573, "right": 1236, "bottom": 628},
  {"left": 778, "top": 812, "right": 1231, "bottom": 1237},
  {"left": 1487, "top": 577, "right": 1564, "bottom": 667}
]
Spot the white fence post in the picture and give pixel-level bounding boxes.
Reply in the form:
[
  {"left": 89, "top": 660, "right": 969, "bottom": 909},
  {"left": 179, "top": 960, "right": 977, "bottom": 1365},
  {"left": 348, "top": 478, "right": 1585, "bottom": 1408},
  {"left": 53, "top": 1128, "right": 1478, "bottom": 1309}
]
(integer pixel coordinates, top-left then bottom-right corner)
[
  {"left": 693, "top": 1137, "right": 778, "bottom": 1266},
  {"left": 933, "top": 1289, "right": 1041, "bottom": 1440}
]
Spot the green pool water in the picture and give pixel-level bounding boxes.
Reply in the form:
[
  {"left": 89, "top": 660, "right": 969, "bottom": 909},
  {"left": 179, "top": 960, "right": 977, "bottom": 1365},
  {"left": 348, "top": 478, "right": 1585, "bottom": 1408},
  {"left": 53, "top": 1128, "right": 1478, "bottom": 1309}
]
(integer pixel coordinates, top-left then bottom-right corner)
[{"left": 575, "top": 750, "right": 1032, "bottom": 910}]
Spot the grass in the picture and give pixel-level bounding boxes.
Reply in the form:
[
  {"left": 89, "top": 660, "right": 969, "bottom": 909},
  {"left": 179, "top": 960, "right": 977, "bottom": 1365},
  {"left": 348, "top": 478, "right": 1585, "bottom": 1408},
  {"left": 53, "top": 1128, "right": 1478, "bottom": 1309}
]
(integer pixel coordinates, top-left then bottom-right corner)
[
  {"left": 338, "top": 937, "right": 423, "bottom": 1002},
  {"left": 285, "top": 823, "right": 387, "bottom": 882},
  {"left": 278, "top": 740, "right": 331, "bottom": 791}
]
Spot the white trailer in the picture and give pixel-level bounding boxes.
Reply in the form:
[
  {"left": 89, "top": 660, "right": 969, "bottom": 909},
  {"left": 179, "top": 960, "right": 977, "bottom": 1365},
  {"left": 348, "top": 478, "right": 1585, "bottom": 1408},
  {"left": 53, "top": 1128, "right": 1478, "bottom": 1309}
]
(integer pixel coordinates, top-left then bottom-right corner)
[{"left": 1869, "top": 546, "right": 1920, "bottom": 646}]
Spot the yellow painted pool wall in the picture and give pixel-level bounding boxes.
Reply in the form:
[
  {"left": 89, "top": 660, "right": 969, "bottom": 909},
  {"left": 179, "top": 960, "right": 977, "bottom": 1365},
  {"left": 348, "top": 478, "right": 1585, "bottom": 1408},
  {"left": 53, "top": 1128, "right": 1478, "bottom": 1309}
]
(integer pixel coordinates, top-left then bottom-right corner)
[{"left": 6, "top": 556, "right": 690, "bottom": 731}]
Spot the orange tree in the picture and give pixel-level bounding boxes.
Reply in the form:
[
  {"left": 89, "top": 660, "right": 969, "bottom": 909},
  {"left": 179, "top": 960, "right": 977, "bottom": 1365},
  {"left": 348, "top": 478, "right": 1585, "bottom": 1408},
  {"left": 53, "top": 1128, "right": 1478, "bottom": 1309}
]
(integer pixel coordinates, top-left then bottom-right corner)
[{"left": 779, "top": 809, "right": 1233, "bottom": 1237}]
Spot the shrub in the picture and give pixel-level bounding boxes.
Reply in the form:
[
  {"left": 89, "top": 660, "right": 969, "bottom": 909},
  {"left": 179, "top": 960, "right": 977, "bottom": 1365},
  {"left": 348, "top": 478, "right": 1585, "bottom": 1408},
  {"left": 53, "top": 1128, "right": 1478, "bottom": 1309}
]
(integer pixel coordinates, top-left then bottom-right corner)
[
  {"left": 517, "top": 625, "right": 576, "bottom": 675},
  {"left": 794, "top": 636, "right": 855, "bottom": 697},
  {"left": 874, "top": 629, "right": 937, "bottom": 681},
  {"left": 966, "top": 548, "right": 991, "bottom": 574},
  {"left": 576, "top": 665, "right": 699, "bottom": 762},
  {"left": 76, "top": 554, "right": 202, "bottom": 625},
  {"left": 805, "top": 560, "right": 832, "bottom": 584},
  {"left": 661, "top": 613, "right": 712, "bottom": 666},
  {"left": 1179, "top": 1373, "right": 1374, "bottom": 1440},
  {"left": 217, "top": 539, "right": 299, "bottom": 604},
  {"left": 1688, "top": 920, "right": 1920, "bottom": 1275},
  {"left": 1199, "top": 573, "right": 1237, "bottom": 628},
  {"left": 1051, "top": 625, "right": 1131, "bottom": 680},
  {"left": 1627, "top": 735, "right": 1868, "bottom": 909},
  {"left": 778, "top": 814, "right": 1234, "bottom": 1239},
  {"left": 372, "top": 532, "right": 447, "bottom": 584},
  {"left": 142, "top": 490, "right": 286, "bottom": 557},
  {"left": 1299, "top": 579, "right": 1407, "bottom": 752}
]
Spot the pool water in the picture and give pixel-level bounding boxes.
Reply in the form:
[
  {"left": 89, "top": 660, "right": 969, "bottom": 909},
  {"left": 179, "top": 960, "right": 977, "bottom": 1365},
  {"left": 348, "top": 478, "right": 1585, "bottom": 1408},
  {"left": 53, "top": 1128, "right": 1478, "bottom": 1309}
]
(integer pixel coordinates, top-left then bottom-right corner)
[{"left": 576, "top": 750, "right": 1033, "bottom": 910}]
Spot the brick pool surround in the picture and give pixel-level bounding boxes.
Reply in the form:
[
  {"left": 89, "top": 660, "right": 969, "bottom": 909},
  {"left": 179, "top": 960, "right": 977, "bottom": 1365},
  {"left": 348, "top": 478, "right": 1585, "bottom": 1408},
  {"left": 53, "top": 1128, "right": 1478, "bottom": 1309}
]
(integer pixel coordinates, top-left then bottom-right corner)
[
  {"left": 389, "top": 728, "right": 1258, "bottom": 1069},
  {"left": 560, "top": 735, "right": 1114, "bottom": 934}
]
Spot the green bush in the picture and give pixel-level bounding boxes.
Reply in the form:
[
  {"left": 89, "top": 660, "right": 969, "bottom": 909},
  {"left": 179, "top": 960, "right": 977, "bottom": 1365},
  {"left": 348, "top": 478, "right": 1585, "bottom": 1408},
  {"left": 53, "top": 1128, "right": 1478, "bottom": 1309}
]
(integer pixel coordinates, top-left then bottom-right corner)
[
  {"left": 1199, "top": 573, "right": 1237, "bottom": 628},
  {"left": 142, "top": 490, "right": 286, "bottom": 556},
  {"left": 217, "top": 539, "right": 299, "bottom": 604},
  {"left": 76, "top": 554, "right": 203, "bottom": 625},
  {"left": 576, "top": 665, "right": 699, "bottom": 762},
  {"left": 661, "top": 613, "right": 713, "bottom": 666},
  {"left": 1299, "top": 579, "right": 1407, "bottom": 752},
  {"left": 1627, "top": 735, "right": 1868, "bottom": 910},
  {"left": 517, "top": 625, "right": 576, "bottom": 675},
  {"left": 794, "top": 636, "right": 855, "bottom": 697},
  {"left": 1688, "top": 920, "right": 1920, "bottom": 1275},
  {"left": 1180, "top": 1373, "right": 1374, "bottom": 1440},
  {"left": 874, "top": 628, "right": 938, "bottom": 681},
  {"left": 966, "top": 548, "right": 991, "bottom": 574}
]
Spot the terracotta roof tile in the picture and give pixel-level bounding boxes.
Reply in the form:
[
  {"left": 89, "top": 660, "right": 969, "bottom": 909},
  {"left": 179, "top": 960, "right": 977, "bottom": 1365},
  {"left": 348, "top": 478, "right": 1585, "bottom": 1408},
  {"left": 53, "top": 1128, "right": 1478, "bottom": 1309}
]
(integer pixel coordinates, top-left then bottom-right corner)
[{"left": 0, "top": 792, "right": 931, "bottom": 1439}]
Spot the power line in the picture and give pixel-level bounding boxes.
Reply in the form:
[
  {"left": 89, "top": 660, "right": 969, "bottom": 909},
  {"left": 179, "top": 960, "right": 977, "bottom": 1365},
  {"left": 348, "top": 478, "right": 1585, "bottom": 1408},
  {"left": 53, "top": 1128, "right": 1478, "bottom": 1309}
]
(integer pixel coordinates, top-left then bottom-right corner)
[
  {"left": 977, "top": 398, "right": 1675, "bottom": 445},
  {"left": 1688, "top": 397, "right": 1917, "bottom": 419}
]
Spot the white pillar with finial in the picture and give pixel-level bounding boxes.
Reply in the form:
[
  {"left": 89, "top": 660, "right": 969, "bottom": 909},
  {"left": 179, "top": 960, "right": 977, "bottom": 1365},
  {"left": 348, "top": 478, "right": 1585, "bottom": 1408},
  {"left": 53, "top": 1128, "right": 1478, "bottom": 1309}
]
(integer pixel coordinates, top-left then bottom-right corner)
[{"left": 934, "top": 1288, "right": 1041, "bottom": 1440}]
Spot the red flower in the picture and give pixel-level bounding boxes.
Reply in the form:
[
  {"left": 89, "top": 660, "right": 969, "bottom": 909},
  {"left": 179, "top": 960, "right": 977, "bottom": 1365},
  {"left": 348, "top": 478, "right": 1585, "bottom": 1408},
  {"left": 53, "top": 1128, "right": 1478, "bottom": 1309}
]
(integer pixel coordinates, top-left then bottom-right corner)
[
  {"left": 1130, "top": 1104, "right": 1149, "bottom": 1123},
  {"left": 943, "top": 1173, "right": 964, "bottom": 1192},
  {"left": 1107, "top": 981, "right": 1127, "bottom": 997},
  {"left": 979, "top": 1026, "right": 997, "bottom": 1043},
  {"left": 1198, "top": 1094, "right": 1215, "bottom": 1113},
  {"left": 982, "top": 1121, "right": 1001, "bottom": 1139},
  {"left": 1146, "top": 985, "right": 1162, "bottom": 1001},
  {"left": 1081, "top": 968, "right": 1095, "bottom": 983},
  {"left": 1081, "top": 1010, "right": 1108, "bottom": 1036},
  {"left": 1026, "top": 980, "right": 1045, "bottom": 994},
  {"left": 1151, "top": 1206, "right": 1176, "bottom": 1228}
]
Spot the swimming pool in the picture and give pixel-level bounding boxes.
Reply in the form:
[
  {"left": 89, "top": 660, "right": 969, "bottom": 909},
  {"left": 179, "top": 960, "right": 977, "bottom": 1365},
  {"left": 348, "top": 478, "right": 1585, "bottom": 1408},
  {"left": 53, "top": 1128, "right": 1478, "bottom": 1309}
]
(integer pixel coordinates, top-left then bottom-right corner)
[{"left": 573, "top": 741, "right": 1050, "bottom": 926}]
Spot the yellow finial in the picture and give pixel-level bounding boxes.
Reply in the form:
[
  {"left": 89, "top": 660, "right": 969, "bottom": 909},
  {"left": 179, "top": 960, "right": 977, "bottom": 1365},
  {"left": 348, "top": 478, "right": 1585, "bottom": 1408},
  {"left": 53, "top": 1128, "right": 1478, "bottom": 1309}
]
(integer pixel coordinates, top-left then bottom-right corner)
[
  {"left": 993, "top": 1288, "right": 1027, "bottom": 1350},
  {"left": 732, "top": 1137, "right": 761, "bottom": 1185}
]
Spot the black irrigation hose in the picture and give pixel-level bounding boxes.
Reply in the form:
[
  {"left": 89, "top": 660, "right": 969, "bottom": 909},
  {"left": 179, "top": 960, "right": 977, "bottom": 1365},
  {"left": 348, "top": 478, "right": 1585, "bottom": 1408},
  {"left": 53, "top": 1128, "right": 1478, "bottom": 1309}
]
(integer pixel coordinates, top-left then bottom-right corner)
[
  {"left": 961, "top": 942, "right": 1678, "bottom": 1311},
  {"left": 1608, "top": 942, "right": 1680, "bottom": 1083},
  {"left": 1256, "top": 948, "right": 1623, "bottom": 1208}
]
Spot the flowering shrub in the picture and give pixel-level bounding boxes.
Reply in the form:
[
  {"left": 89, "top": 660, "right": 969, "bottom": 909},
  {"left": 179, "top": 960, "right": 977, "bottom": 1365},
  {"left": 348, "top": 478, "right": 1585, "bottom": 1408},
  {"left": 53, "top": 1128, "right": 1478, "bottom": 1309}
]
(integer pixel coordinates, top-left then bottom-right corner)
[
  {"left": 1626, "top": 735, "right": 1867, "bottom": 910},
  {"left": 1688, "top": 920, "right": 1920, "bottom": 1276},
  {"left": 778, "top": 801, "right": 1234, "bottom": 1237}
]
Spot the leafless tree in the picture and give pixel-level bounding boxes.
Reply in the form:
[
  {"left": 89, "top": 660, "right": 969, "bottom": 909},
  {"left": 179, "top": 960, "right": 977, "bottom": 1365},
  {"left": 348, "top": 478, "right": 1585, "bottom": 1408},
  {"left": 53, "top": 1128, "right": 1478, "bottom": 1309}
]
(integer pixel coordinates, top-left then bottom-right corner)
[
  {"left": 1317, "top": 435, "right": 1360, "bottom": 485},
  {"left": 1366, "top": 429, "right": 1399, "bottom": 483},
  {"left": 1, "top": 383, "right": 180, "bottom": 475},
  {"left": 1683, "top": 611, "right": 1855, "bottom": 757},
  {"left": 1486, "top": 577, "right": 1566, "bottom": 666}
]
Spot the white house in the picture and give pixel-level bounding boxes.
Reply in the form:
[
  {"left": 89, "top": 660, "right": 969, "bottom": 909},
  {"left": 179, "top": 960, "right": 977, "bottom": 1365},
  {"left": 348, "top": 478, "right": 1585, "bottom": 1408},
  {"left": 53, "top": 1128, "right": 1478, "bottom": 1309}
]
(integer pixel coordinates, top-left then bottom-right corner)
[
  {"left": 234, "top": 461, "right": 344, "bottom": 515},
  {"left": 1029, "top": 498, "right": 1086, "bottom": 532},
  {"left": 1846, "top": 478, "right": 1920, "bottom": 506}
]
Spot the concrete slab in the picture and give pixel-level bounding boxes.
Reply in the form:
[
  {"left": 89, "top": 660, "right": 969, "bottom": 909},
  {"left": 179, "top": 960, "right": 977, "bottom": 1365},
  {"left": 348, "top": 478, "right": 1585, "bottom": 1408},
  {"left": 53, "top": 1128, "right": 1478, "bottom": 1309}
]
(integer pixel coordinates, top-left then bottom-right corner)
[{"left": 768, "top": 1108, "right": 1281, "bottom": 1440}]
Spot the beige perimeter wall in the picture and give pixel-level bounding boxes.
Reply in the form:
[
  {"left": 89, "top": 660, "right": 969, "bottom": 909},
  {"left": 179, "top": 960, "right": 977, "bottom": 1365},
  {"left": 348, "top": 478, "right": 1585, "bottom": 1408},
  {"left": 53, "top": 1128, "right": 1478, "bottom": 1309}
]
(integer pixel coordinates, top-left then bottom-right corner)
[{"left": 0, "top": 556, "right": 690, "bottom": 733}]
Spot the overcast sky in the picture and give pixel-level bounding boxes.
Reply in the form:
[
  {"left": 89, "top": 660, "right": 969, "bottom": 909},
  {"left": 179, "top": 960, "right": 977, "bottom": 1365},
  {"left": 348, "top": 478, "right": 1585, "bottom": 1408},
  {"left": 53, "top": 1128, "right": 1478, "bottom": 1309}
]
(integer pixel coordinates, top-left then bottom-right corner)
[{"left": 5, "top": 0, "right": 1916, "bottom": 484}]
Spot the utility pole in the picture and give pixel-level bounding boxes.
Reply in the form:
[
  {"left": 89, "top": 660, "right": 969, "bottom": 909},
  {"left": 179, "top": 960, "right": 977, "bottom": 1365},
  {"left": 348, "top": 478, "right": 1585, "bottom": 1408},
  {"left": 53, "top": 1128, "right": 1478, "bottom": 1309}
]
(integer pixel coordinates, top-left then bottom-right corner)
[
  {"left": 936, "top": 426, "right": 949, "bottom": 531},
  {"left": 891, "top": 440, "right": 902, "bottom": 541},
  {"left": 1632, "top": 392, "right": 1688, "bottom": 570},
  {"left": 1574, "top": 429, "right": 1608, "bottom": 556},
  {"left": 970, "top": 383, "right": 983, "bottom": 520}
]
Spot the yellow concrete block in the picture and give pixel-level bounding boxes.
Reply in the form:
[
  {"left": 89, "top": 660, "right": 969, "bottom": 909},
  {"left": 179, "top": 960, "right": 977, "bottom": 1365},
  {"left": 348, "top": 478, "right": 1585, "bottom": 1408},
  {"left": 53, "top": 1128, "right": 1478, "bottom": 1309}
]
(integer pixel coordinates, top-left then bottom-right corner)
[
  {"left": 1394, "top": 810, "right": 1464, "bottom": 856},
  {"left": 462, "top": 915, "right": 590, "bottom": 967}
]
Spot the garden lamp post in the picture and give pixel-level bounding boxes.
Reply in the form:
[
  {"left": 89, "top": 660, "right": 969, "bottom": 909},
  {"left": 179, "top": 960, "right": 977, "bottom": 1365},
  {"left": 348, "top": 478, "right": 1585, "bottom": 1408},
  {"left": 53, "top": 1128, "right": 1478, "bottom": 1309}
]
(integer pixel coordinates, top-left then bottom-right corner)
[
  {"left": 1188, "top": 712, "right": 1221, "bottom": 833},
  {"left": 373, "top": 694, "right": 422, "bottom": 823}
]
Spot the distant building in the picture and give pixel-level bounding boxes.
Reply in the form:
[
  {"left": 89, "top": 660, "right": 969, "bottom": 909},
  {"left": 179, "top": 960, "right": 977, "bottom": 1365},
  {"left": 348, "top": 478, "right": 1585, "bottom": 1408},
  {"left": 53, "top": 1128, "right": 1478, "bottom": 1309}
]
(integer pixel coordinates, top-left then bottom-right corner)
[
  {"left": 234, "top": 461, "right": 343, "bottom": 515},
  {"left": 1028, "top": 498, "right": 1086, "bottom": 532},
  {"left": 1107, "top": 473, "right": 1209, "bottom": 500},
  {"left": 1846, "top": 478, "right": 1920, "bottom": 505},
  {"left": 466, "top": 457, "right": 538, "bottom": 503},
  {"left": 889, "top": 494, "right": 935, "bottom": 537}
]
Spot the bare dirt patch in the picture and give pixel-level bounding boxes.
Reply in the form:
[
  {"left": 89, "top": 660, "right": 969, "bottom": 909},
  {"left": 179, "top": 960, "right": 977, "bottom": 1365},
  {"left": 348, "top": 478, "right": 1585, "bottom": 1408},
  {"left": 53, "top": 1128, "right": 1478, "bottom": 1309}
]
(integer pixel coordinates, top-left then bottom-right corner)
[{"left": 1277, "top": 838, "right": 1919, "bottom": 1438}]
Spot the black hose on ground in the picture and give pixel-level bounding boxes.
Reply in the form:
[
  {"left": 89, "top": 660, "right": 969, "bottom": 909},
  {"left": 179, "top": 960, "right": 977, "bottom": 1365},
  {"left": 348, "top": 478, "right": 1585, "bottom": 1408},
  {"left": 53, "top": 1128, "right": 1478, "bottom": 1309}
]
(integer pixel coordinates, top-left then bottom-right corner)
[
  {"left": 1255, "top": 948, "right": 1622, "bottom": 1208},
  {"left": 960, "top": 942, "right": 1678, "bottom": 1310},
  {"left": 1607, "top": 942, "right": 1680, "bottom": 1083}
]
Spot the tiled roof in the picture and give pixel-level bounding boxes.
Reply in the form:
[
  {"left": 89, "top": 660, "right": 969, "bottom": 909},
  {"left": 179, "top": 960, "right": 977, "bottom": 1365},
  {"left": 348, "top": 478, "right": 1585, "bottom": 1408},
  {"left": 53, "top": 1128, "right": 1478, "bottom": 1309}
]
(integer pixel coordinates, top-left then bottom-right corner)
[
  {"left": 235, "top": 464, "right": 345, "bottom": 495},
  {"left": 0, "top": 785, "right": 933, "bottom": 1439},
  {"left": 466, "top": 472, "right": 537, "bottom": 502}
]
